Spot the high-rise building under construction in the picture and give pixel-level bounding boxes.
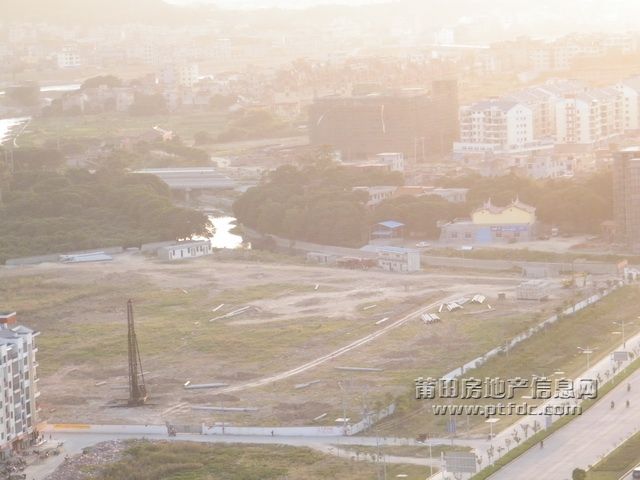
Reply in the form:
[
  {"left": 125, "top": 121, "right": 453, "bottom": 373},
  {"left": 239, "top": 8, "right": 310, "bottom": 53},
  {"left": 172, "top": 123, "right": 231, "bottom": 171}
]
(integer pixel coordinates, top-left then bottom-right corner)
[{"left": 308, "top": 80, "right": 459, "bottom": 161}]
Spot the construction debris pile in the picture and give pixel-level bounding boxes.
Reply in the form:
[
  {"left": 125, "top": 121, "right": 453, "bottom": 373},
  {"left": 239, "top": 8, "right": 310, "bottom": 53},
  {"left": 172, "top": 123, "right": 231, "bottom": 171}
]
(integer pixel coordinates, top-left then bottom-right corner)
[
  {"left": 434, "top": 294, "right": 490, "bottom": 316},
  {"left": 45, "top": 441, "right": 125, "bottom": 480}
]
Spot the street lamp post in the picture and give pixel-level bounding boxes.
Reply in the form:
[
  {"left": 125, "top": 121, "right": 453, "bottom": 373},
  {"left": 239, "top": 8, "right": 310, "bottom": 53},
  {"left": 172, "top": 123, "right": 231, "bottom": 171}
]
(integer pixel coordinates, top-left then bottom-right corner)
[
  {"left": 614, "top": 320, "right": 634, "bottom": 349},
  {"left": 577, "top": 346, "right": 597, "bottom": 370},
  {"left": 485, "top": 418, "right": 500, "bottom": 445}
]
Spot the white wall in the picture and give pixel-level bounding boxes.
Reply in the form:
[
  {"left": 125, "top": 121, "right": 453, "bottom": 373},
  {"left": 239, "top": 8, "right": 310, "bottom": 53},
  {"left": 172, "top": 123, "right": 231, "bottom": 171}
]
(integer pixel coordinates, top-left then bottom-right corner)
[
  {"left": 618, "top": 84, "right": 640, "bottom": 131},
  {"left": 506, "top": 105, "right": 534, "bottom": 148}
]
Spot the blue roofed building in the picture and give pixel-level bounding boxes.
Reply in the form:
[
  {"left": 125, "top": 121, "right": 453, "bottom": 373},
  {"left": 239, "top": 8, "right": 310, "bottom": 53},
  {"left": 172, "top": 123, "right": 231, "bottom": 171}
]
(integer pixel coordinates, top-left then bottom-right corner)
[{"left": 371, "top": 220, "right": 405, "bottom": 240}]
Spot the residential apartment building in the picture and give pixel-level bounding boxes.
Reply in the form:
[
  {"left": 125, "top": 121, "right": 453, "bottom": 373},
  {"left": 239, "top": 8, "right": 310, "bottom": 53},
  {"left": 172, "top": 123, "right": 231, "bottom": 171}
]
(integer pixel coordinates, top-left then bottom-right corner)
[
  {"left": 615, "top": 77, "right": 640, "bottom": 131},
  {"left": 455, "top": 80, "right": 624, "bottom": 160},
  {"left": 158, "top": 63, "right": 200, "bottom": 88},
  {"left": 613, "top": 147, "right": 640, "bottom": 252},
  {"left": 0, "top": 312, "right": 39, "bottom": 459},
  {"left": 554, "top": 89, "right": 622, "bottom": 144},
  {"left": 375, "top": 153, "right": 404, "bottom": 172},
  {"left": 455, "top": 99, "right": 535, "bottom": 154},
  {"left": 56, "top": 48, "right": 81, "bottom": 68}
]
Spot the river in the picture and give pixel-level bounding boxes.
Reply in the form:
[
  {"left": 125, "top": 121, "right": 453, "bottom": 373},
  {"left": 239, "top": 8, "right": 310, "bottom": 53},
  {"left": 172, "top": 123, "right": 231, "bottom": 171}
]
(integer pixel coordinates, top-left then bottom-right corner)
[
  {"left": 203, "top": 215, "right": 247, "bottom": 249},
  {"left": 0, "top": 117, "right": 30, "bottom": 146}
]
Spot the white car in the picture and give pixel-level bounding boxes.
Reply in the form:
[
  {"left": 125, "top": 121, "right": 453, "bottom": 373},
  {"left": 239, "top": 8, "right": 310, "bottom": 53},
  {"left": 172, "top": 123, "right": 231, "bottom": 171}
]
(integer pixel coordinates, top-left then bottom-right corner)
[{"left": 415, "top": 241, "right": 431, "bottom": 248}]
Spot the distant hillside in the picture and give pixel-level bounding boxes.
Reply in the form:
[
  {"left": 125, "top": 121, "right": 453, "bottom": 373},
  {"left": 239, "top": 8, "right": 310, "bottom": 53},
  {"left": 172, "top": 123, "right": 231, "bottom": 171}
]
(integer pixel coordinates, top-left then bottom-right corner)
[{"left": 3, "top": 0, "right": 211, "bottom": 24}]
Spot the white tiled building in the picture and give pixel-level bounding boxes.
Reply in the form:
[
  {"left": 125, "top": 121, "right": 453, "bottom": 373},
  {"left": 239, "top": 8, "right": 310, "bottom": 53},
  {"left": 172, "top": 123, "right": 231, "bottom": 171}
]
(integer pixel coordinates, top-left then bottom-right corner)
[
  {"left": 375, "top": 153, "right": 404, "bottom": 172},
  {"left": 0, "top": 312, "right": 39, "bottom": 459},
  {"left": 456, "top": 80, "right": 624, "bottom": 159},
  {"left": 455, "top": 99, "right": 535, "bottom": 154},
  {"left": 615, "top": 77, "right": 640, "bottom": 131},
  {"left": 554, "top": 89, "right": 622, "bottom": 144},
  {"left": 56, "top": 48, "right": 81, "bottom": 68},
  {"left": 377, "top": 247, "right": 421, "bottom": 273},
  {"left": 157, "top": 240, "right": 212, "bottom": 261},
  {"left": 158, "top": 63, "right": 200, "bottom": 88},
  {"left": 353, "top": 186, "right": 397, "bottom": 206}
]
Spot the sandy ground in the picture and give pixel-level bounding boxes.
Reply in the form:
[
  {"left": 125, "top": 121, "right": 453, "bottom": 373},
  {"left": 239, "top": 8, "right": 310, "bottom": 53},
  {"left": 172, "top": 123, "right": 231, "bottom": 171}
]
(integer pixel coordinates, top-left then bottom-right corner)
[{"left": 1, "top": 251, "right": 574, "bottom": 430}]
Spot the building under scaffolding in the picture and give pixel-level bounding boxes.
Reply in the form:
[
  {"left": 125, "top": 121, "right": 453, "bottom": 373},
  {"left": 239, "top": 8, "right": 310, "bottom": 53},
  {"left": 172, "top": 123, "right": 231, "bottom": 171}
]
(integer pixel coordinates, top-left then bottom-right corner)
[{"left": 308, "top": 80, "right": 459, "bottom": 161}]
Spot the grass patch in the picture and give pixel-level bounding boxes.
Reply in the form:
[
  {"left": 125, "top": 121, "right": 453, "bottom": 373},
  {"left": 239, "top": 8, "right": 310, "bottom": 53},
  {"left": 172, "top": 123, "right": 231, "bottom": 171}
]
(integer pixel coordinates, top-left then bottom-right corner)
[
  {"left": 20, "top": 111, "right": 230, "bottom": 147},
  {"left": 428, "top": 247, "right": 640, "bottom": 265},
  {"left": 375, "top": 286, "right": 640, "bottom": 438},
  {"left": 339, "top": 444, "right": 471, "bottom": 459},
  {"left": 96, "top": 440, "right": 428, "bottom": 480},
  {"left": 587, "top": 430, "right": 640, "bottom": 479}
]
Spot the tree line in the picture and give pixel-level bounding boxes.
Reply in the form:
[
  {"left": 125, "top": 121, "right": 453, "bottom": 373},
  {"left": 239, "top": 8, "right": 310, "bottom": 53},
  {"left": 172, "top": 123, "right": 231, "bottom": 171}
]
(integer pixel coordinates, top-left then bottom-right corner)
[
  {"left": 0, "top": 160, "right": 209, "bottom": 262},
  {"left": 233, "top": 153, "right": 613, "bottom": 247}
]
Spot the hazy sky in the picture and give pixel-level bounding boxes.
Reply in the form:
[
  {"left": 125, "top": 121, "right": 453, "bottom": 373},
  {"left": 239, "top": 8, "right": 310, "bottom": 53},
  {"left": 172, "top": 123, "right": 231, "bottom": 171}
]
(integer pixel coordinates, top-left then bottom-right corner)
[{"left": 167, "top": 0, "right": 385, "bottom": 7}]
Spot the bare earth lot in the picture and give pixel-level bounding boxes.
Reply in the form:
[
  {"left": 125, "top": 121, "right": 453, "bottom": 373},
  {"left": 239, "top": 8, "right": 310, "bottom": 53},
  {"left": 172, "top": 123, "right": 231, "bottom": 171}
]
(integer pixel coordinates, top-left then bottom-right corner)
[{"left": 0, "top": 253, "right": 574, "bottom": 431}]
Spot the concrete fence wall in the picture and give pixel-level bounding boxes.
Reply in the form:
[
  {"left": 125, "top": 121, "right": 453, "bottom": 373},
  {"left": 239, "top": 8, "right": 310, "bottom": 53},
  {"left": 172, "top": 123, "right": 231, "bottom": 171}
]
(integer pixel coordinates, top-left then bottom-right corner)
[
  {"left": 350, "top": 403, "right": 396, "bottom": 435},
  {"left": 45, "top": 423, "right": 167, "bottom": 435},
  {"left": 442, "top": 282, "right": 622, "bottom": 380},
  {"left": 421, "top": 255, "right": 620, "bottom": 276},
  {"left": 201, "top": 425, "right": 345, "bottom": 436}
]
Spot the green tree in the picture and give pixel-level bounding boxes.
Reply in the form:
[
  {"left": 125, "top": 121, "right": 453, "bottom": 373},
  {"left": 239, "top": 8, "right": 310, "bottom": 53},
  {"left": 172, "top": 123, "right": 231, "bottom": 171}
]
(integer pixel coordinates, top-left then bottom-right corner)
[{"left": 572, "top": 468, "right": 586, "bottom": 480}]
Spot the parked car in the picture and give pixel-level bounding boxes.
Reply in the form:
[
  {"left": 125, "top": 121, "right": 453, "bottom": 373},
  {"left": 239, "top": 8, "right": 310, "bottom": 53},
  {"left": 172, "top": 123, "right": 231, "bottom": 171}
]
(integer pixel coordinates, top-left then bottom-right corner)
[{"left": 415, "top": 241, "right": 431, "bottom": 248}]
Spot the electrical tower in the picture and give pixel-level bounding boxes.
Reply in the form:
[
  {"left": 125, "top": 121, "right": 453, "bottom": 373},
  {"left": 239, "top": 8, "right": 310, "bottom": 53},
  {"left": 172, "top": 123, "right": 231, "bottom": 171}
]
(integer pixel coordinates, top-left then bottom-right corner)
[{"left": 127, "top": 299, "right": 147, "bottom": 406}]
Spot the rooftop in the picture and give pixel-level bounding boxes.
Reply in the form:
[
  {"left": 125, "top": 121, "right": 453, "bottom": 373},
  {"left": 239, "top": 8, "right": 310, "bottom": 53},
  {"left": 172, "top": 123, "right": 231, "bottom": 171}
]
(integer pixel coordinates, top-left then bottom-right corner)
[
  {"left": 376, "top": 220, "right": 405, "bottom": 229},
  {"left": 159, "top": 240, "right": 211, "bottom": 251},
  {"left": 378, "top": 246, "right": 420, "bottom": 254}
]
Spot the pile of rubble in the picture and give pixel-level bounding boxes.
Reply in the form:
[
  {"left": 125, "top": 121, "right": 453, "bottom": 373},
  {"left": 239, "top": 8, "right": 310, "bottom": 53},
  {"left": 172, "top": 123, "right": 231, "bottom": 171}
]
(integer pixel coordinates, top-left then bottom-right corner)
[{"left": 45, "top": 441, "right": 125, "bottom": 480}]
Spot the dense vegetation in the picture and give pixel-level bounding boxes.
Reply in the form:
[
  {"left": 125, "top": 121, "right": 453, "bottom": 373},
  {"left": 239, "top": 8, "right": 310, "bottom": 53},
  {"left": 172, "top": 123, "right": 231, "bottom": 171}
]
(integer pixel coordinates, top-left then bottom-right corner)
[
  {"left": 235, "top": 151, "right": 613, "bottom": 247},
  {"left": 233, "top": 154, "right": 404, "bottom": 246},
  {"left": 96, "top": 441, "right": 424, "bottom": 480},
  {"left": 441, "top": 171, "right": 613, "bottom": 234},
  {"left": 216, "top": 108, "right": 298, "bottom": 143},
  {"left": 87, "top": 137, "right": 213, "bottom": 170},
  {"left": 372, "top": 195, "right": 466, "bottom": 238},
  {"left": 0, "top": 163, "right": 209, "bottom": 261}
]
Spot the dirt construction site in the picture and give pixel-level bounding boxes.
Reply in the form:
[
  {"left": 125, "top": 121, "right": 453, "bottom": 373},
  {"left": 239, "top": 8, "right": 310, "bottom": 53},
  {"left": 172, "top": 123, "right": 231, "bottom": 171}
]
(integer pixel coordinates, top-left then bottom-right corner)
[{"left": 0, "top": 251, "right": 582, "bottom": 433}]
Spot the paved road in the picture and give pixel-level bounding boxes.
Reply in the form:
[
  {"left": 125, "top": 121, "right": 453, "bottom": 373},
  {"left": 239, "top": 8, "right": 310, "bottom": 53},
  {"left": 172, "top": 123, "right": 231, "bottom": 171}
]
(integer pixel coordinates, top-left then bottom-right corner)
[{"left": 490, "top": 363, "right": 640, "bottom": 480}]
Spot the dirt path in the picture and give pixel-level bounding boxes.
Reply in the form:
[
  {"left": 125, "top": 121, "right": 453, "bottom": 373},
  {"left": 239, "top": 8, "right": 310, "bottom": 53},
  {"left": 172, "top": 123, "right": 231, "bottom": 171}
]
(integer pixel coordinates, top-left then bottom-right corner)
[{"left": 217, "top": 295, "right": 455, "bottom": 394}]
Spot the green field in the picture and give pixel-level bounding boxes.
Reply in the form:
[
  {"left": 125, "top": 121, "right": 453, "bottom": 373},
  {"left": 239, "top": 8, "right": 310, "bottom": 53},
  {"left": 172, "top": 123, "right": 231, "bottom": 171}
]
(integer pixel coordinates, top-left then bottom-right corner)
[
  {"left": 587, "top": 430, "right": 640, "bottom": 479},
  {"left": 20, "top": 111, "right": 230, "bottom": 147},
  {"left": 92, "top": 441, "right": 428, "bottom": 480}
]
